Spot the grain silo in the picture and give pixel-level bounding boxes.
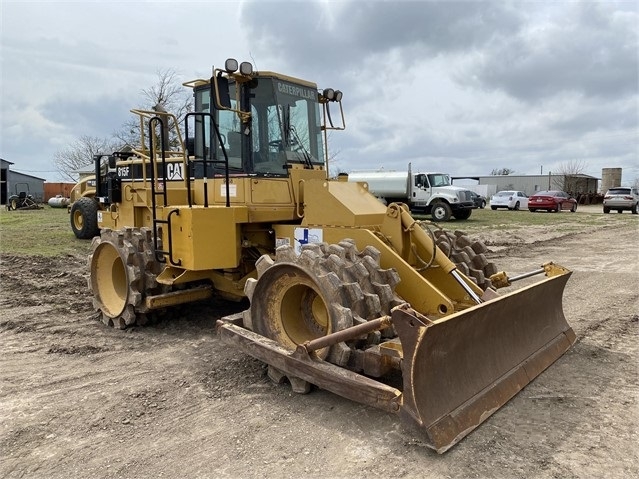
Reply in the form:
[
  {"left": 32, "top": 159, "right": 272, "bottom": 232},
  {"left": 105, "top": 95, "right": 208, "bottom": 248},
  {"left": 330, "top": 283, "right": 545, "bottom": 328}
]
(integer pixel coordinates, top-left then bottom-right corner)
[{"left": 601, "top": 168, "right": 622, "bottom": 193}]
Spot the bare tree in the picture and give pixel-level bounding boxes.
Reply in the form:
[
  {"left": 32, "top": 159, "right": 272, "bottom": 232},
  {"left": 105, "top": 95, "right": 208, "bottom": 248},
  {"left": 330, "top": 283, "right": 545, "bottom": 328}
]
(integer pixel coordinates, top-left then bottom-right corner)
[
  {"left": 55, "top": 69, "right": 193, "bottom": 181},
  {"left": 114, "top": 68, "right": 192, "bottom": 150},
  {"left": 53, "top": 135, "right": 119, "bottom": 182},
  {"left": 552, "top": 159, "right": 588, "bottom": 192},
  {"left": 491, "top": 167, "right": 515, "bottom": 175}
]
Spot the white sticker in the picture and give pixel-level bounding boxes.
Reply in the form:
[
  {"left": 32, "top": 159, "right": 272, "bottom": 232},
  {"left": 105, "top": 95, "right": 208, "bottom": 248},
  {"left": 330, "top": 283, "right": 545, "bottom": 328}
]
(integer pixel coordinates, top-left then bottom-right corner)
[
  {"left": 221, "top": 183, "right": 237, "bottom": 197},
  {"left": 275, "top": 237, "right": 290, "bottom": 248},
  {"left": 166, "top": 162, "right": 184, "bottom": 180},
  {"left": 97, "top": 211, "right": 103, "bottom": 223},
  {"left": 293, "top": 227, "right": 323, "bottom": 254}
]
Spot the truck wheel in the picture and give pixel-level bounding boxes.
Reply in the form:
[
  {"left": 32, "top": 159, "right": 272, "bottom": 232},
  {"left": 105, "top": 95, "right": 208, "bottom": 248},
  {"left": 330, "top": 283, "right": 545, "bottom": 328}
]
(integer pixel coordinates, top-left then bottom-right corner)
[
  {"left": 453, "top": 209, "right": 472, "bottom": 220},
  {"left": 431, "top": 202, "right": 452, "bottom": 222},
  {"left": 70, "top": 197, "right": 100, "bottom": 239}
]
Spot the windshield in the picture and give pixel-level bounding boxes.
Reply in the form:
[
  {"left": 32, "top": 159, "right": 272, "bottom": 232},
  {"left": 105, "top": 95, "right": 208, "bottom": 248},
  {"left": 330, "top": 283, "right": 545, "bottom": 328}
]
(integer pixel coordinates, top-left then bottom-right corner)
[
  {"left": 273, "top": 80, "right": 324, "bottom": 164},
  {"left": 192, "top": 76, "right": 324, "bottom": 176},
  {"left": 427, "top": 174, "right": 451, "bottom": 187},
  {"left": 607, "top": 188, "right": 630, "bottom": 195}
]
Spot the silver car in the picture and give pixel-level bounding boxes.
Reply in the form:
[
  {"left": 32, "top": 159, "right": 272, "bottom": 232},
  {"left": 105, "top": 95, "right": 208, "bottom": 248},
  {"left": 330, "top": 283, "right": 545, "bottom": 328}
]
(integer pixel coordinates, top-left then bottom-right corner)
[{"left": 603, "top": 187, "right": 639, "bottom": 214}]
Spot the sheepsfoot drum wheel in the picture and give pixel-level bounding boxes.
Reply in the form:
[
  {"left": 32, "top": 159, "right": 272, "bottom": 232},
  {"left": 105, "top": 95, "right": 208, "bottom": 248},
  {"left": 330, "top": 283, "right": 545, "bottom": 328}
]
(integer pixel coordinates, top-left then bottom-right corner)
[
  {"left": 89, "top": 227, "right": 164, "bottom": 328},
  {"left": 244, "top": 240, "right": 402, "bottom": 393}
]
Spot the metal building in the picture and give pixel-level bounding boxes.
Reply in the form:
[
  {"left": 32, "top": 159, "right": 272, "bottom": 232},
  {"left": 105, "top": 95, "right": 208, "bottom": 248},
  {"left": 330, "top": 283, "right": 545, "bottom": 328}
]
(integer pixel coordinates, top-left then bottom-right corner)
[
  {"left": 453, "top": 173, "right": 600, "bottom": 197},
  {"left": 1, "top": 158, "right": 46, "bottom": 205}
]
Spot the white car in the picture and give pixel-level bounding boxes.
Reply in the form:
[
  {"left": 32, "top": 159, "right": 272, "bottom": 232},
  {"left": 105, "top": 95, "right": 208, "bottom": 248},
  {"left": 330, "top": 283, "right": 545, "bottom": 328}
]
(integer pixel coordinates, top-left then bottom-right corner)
[{"left": 490, "top": 190, "right": 529, "bottom": 210}]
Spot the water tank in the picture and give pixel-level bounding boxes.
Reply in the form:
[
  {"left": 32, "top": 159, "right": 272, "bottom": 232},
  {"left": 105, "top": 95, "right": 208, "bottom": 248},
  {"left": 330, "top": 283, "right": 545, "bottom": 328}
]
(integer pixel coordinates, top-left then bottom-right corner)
[{"left": 601, "top": 168, "right": 622, "bottom": 193}]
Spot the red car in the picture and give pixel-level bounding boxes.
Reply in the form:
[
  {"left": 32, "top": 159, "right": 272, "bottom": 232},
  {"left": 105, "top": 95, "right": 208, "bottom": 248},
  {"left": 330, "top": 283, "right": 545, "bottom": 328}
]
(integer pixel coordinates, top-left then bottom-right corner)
[{"left": 528, "top": 190, "right": 577, "bottom": 212}]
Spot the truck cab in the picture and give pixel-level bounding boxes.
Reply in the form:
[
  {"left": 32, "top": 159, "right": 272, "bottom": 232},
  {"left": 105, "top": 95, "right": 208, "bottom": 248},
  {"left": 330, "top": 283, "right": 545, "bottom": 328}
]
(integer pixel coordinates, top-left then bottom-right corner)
[{"left": 412, "top": 172, "right": 475, "bottom": 220}]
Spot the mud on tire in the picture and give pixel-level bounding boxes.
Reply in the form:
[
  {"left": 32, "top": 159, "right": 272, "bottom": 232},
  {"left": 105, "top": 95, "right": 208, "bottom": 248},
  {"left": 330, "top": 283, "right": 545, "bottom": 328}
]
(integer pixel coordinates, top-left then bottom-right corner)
[
  {"left": 244, "top": 239, "right": 404, "bottom": 370},
  {"left": 88, "top": 227, "right": 165, "bottom": 328}
]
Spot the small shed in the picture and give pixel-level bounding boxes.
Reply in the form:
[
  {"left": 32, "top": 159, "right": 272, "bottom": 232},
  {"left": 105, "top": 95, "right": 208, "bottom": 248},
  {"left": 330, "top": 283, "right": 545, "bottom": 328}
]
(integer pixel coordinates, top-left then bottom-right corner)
[{"left": 1, "top": 158, "right": 47, "bottom": 205}]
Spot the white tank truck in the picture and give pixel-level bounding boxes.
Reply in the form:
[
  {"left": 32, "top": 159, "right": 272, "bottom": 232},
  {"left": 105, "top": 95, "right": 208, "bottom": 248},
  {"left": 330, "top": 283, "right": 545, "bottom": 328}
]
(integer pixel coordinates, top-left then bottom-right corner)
[{"left": 347, "top": 164, "right": 475, "bottom": 221}]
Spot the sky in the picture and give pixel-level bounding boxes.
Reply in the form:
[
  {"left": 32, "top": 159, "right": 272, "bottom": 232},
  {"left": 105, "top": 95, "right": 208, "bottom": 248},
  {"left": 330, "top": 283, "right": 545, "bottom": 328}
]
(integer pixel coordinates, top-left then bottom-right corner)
[{"left": 1, "top": 0, "right": 638, "bottom": 186}]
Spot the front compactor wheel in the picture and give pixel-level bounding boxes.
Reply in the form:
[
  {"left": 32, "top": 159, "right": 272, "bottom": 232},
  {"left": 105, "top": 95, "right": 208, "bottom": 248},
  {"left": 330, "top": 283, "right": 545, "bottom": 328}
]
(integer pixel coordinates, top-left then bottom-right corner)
[
  {"left": 89, "top": 228, "right": 164, "bottom": 328},
  {"left": 244, "top": 240, "right": 402, "bottom": 372}
]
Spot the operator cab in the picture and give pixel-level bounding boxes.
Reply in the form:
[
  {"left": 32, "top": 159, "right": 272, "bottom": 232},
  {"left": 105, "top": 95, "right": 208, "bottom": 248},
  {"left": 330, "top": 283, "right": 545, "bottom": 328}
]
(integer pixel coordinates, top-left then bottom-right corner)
[{"left": 189, "top": 60, "right": 331, "bottom": 177}]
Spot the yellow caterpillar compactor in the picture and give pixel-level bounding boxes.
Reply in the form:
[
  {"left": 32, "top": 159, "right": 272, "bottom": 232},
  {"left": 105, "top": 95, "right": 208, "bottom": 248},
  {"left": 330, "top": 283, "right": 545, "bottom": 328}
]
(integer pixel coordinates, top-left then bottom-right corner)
[{"left": 84, "top": 59, "right": 575, "bottom": 453}]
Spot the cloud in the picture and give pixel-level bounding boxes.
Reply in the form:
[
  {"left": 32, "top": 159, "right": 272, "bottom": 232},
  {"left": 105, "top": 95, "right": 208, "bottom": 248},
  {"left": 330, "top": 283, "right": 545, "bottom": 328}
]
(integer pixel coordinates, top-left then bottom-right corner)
[
  {"left": 242, "top": 1, "right": 521, "bottom": 69},
  {"left": 243, "top": 1, "right": 638, "bottom": 181},
  {"left": 1, "top": 0, "right": 637, "bottom": 184},
  {"left": 457, "top": 2, "right": 638, "bottom": 101}
]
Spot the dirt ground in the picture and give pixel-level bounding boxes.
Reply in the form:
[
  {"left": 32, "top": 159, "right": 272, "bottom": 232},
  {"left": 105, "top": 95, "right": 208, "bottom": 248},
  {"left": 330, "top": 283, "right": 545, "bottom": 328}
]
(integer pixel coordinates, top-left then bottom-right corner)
[{"left": 1, "top": 206, "right": 637, "bottom": 479}]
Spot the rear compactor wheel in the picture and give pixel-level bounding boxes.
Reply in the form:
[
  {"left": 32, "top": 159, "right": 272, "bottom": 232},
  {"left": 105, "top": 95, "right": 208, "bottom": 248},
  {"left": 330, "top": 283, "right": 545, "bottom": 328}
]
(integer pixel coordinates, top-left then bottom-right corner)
[
  {"left": 433, "top": 229, "right": 498, "bottom": 290},
  {"left": 89, "top": 227, "right": 164, "bottom": 328},
  {"left": 244, "top": 240, "right": 403, "bottom": 391}
]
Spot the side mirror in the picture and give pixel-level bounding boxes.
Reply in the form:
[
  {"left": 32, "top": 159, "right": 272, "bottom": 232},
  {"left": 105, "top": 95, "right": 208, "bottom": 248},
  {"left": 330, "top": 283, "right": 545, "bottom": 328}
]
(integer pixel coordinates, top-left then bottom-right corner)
[
  {"left": 108, "top": 155, "right": 117, "bottom": 169},
  {"left": 214, "top": 75, "right": 232, "bottom": 109}
]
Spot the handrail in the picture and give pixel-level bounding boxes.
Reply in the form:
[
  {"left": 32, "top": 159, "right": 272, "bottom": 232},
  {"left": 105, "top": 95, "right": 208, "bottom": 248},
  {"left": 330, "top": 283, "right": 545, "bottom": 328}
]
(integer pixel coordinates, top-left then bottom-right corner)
[
  {"left": 148, "top": 116, "right": 168, "bottom": 207},
  {"left": 184, "top": 112, "right": 231, "bottom": 208},
  {"left": 130, "top": 108, "right": 186, "bottom": 154}
]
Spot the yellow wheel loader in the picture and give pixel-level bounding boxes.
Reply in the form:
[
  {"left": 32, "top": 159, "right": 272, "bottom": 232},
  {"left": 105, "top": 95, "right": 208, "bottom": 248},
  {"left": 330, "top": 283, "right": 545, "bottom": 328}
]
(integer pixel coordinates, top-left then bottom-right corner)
[{"left": 86, "top": 58, "right": 575, "bottom": 453}]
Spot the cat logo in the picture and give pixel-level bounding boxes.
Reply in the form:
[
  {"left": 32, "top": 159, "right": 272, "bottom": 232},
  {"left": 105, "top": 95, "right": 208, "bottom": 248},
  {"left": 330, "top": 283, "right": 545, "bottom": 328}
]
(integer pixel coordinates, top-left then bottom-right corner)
[{"left": 166, "top": 162, "right": 184, "bottom": 181}]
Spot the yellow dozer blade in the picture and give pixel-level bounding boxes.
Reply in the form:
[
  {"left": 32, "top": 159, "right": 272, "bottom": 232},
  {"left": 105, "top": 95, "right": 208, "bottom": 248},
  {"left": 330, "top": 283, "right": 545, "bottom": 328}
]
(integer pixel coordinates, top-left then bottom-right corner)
[{"left": 393, "top": 271, "right": 575, "bottom": 452}]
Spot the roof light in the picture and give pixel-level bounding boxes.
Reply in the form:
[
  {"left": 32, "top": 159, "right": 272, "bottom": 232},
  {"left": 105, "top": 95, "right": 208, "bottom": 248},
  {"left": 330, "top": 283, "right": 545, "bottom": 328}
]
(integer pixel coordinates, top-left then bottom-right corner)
[
  {"left": 239, "top": 61, "right": 253, "bottom": 75},
  {"left": 225, "top": 58, "right": 238, "bottom": 73},
  {"left": 323, "top": 88, "right": 335, "bottom": 101}
]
